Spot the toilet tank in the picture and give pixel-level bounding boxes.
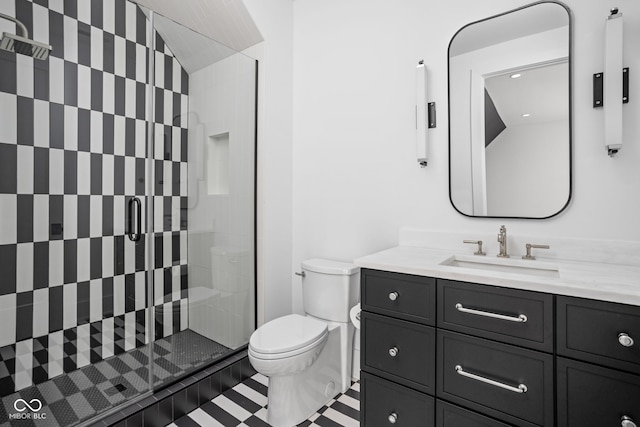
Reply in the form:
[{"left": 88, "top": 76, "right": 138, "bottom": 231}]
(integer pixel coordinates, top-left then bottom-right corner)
[{"left": 301, "top": 259, "right": 360, "bottom": 322}]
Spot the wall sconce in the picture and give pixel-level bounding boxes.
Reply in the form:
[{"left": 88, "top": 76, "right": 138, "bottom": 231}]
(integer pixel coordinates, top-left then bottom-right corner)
[
  {"left": 593, "top": 8, "right": 629, "bottom": 157},
  {"left": 416, "top": 60, "right": 436, "bottom": 167}
]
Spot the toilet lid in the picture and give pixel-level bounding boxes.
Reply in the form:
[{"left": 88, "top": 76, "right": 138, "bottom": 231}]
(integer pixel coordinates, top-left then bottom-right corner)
[{"left": 250, "top": 314, "right": 328, "bottom": 355}]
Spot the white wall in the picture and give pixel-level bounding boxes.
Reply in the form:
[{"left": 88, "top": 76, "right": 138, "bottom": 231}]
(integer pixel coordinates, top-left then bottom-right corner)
[
  {"left": 290, "top": 0, "right": 640, "bottom": 313},
  {"left": 242, "top": 0, "right": 294, "bottom": 324}
]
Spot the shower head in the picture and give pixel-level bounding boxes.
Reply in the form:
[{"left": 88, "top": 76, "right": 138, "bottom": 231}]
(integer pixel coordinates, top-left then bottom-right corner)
[
  {"left": 0, "top": 13, "right": 52, "bottom": 60},
  {"left": 0, "top": 32, "right": 52, "bottom": 60}
]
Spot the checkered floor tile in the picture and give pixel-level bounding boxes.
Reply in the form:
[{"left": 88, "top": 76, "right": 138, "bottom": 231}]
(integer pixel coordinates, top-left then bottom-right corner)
[
  {"left": 170, "top": 374, "right": 360, "bottom": 427},
  {"left": 0, "top": 330, "right": 228, "bottom": 427}
]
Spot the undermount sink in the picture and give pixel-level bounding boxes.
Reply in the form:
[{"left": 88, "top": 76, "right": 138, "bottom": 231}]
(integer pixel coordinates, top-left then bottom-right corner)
[{"left": 440, "top": 255, "right": 560, "bottom": 278}]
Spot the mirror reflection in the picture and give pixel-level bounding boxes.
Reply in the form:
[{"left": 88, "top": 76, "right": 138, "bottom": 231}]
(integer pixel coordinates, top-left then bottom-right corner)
[{"left": 448, "top": 1, "right": 571, "bottom": 218}]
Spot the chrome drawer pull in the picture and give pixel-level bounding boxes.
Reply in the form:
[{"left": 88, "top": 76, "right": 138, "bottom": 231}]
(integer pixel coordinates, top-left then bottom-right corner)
[
  {"left": 389, "top": 292, "right": 399, "bottom": 301},
  {"left": 455, "top": 365, "right": 528, "bottom": 394},
  {"left": 389, "top": 347, "right": 399, "bottom": 357},
  {"left": 618, "top": 333, "right": 635, "bottom": 347},
  {"left": 388, "top": 412, "right": 398, "bottom": 424},
  {"left": 455, "top": 303, "right": 528, "bottom": 323},
  {"left": 622, "top": 416, "right": 637, "bottom": 427}
]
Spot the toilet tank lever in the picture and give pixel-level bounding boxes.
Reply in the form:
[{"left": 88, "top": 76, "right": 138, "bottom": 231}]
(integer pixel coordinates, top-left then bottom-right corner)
[{"left": 294, "top": 271, "right": 306, "bottom": 277}]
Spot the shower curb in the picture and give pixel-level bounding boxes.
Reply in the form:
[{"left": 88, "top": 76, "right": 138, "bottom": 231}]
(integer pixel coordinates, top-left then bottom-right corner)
[{"left": 90, "top": 348, "right": 255, "bottom": 427}]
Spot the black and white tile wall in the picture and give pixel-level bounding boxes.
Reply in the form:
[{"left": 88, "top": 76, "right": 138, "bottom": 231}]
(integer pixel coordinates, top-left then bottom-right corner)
[{"left": 0, "top": 0, "right": 189, "bottom": 398}]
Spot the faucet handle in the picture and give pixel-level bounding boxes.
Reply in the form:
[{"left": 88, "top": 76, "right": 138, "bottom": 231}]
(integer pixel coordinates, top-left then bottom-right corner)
[
  {"left": 522, "top": 243, "right": 550, "bottom": 260},
  {"left": 463, "top": 240, "right": 486, "bottom": 256}
]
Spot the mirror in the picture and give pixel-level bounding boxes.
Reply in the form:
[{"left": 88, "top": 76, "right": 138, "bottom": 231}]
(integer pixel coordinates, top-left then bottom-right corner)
[{"left": 448, "top": 1, "right": 571, "bottom": 218}]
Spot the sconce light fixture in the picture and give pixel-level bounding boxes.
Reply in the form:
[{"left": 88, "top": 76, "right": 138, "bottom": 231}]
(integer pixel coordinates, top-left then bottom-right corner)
[
  {"left": 416, "top": 60, "right": 436, "bottom": 167},
  {"left": 593, "top": 7, "right": 629, "bottom": 157}
]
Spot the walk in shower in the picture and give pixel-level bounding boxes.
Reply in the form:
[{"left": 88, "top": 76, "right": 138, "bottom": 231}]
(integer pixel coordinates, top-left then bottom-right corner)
[{"left": 0, "top": 1, "right": 257, "bottom": 425}]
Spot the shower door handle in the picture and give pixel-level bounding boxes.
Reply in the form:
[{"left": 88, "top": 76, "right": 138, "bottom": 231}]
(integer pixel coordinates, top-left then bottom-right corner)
[{"left": 126, "top": 197, "right": 142, "bottom": 242}]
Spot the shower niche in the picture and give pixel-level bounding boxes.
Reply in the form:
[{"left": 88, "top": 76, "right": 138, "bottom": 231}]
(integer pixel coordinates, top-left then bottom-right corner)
[
  {"left": 207, "top": 132, "right": 230, "bottom": 196},
  {"left": 0, "top": 1, "right": 257, "bottom": 425}
]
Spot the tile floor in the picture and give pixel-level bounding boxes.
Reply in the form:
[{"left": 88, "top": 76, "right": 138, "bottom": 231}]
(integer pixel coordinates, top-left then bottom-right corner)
[
  {"left": 169, "top": 373, "right": 360, "bottom": 427},
  {"left": 0, "top": 330, "right": 229, "bottom": 427}
]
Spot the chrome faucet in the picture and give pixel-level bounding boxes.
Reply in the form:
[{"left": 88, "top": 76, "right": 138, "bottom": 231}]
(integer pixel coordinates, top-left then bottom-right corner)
[{"left": 497, "top": 225, "right": 509, "bottom": 258}]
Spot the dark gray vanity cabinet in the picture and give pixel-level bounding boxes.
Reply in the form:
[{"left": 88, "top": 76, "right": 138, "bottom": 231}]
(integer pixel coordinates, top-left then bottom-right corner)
[
  {"left": 437, "top": 279, "right": 554, "bottom": 352},
  {"left": 437, "top": 330, "right": 554, "bottom": 427},
  {"left": 361, "top": 268, "right": 436, "bottom": 325},
  {"left": 436, "top": 280, "right": 554, "bottom": 427},
  {"left": 557, "top": 357, "right": 640, "bottom": 427},
  {"left": 436, "top": 401, "right": 513, "bottom": 427},
  {"left": 360, "top": 269, "right": 437, "bottom": 426},
  {"left": 556, "top": 297, "right": 640, "bottom": 427},
  {"left": 361, "top": 371, "right": 435, "bottom": 427},
  {"left": 557, "top": 296, "right": 640, "bottom": 374},
  {"left": 360, "top": 268, "right": 640, "bottom": 427},
  {"left": 361, "top": 311, "right": 436, "bottom": 394}
]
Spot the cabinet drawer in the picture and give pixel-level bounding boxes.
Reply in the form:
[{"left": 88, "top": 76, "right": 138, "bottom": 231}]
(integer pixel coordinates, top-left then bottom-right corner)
[
  {"left": 437, "top": 330, "right": 554, "bottom": 427},
  {"left": 557, "top": 357, "right": 640, "bottom": 427},
  {"left": 557, "top": 296, "right": 640, "bottom": 374},
  {"left": 361, "top": 311, "right": 436, "bottom": 394},
  {"left": 436, "top": 400, "right": 513, "bottom": 427},
  {"left": 361, "top": 372, "right": 435, "bottom": 427},
  {"left": 438, "top": 279, "right": 553, "bottom": 352},
  {"left": 362, "top": 269, "right": 436, "bottom": 325}
]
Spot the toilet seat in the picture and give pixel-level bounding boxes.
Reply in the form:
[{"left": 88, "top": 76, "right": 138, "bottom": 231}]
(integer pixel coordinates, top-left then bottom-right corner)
[{"left": 249, "top": 314, "right": 328, "bottom": 359}]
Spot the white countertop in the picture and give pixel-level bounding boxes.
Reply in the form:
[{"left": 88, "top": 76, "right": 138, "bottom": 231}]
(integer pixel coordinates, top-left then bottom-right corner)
[{"left": 354, "top": 245, "right": 640, "bottom": 306}]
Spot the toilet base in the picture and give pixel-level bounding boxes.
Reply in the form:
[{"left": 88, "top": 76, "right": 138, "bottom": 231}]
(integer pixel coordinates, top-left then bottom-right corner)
[
  {"left": 264, "top": 322, "right": 352, "bottom": 427},
  {"left": 267, "top": 372, "right": 336, "bottom": 427}
]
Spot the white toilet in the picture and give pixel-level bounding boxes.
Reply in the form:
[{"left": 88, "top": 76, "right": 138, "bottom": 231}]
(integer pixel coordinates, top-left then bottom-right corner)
[{"left": 248, "top": 259, "right": 360, "bottom": 427}]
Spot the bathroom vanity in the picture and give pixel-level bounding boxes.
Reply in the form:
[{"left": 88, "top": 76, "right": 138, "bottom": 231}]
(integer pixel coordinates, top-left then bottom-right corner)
[
  {"left": 356, "top": 0, "right": 640, "bottom": 423},
  {"left": 355, "top": 241, "right": 640, "bottom": 427}
]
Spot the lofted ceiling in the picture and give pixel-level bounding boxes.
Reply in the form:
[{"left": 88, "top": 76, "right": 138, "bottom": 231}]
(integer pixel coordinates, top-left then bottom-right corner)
[
  {"left": 146, "top": 9, "right": 242, "bottom": 74},
  {"left": 133, "top": 0, "right": 263, "bottom": 55}
]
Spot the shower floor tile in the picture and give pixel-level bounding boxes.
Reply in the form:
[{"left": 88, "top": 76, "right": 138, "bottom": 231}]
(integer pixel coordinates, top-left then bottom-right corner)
[
  {"left": 171, "top": 373, "right": 360, "bottom": 427},
  {"left": 0, "top": 330, "right": 229, "bottom": 427}
]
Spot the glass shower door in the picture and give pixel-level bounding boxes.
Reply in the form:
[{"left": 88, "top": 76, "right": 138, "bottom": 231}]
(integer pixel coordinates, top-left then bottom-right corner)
[{"left": 146, "top": 10, "right": 257, "bottom": 391}]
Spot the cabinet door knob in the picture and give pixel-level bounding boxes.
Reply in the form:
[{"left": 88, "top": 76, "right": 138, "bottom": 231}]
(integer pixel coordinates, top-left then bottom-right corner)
[
  {"left": 619, "top": 333, "right": 635, "bottom": 347},
  {"left": 622, "top": 416, "right": 637, "bottom": 427},
  {"left": 388, "top": 347, "right": 399, "bottom": 357},
  {"left": 388, "top": 292, "right": 399, "bottom": 301},
  {"left": 388, "top": 412, "right": 398, "bottom": 424}
]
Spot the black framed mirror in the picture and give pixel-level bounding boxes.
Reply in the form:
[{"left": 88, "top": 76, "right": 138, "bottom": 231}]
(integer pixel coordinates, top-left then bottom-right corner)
[{"left": 448, "top": 1, "right": 572, "bottom": 219}]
